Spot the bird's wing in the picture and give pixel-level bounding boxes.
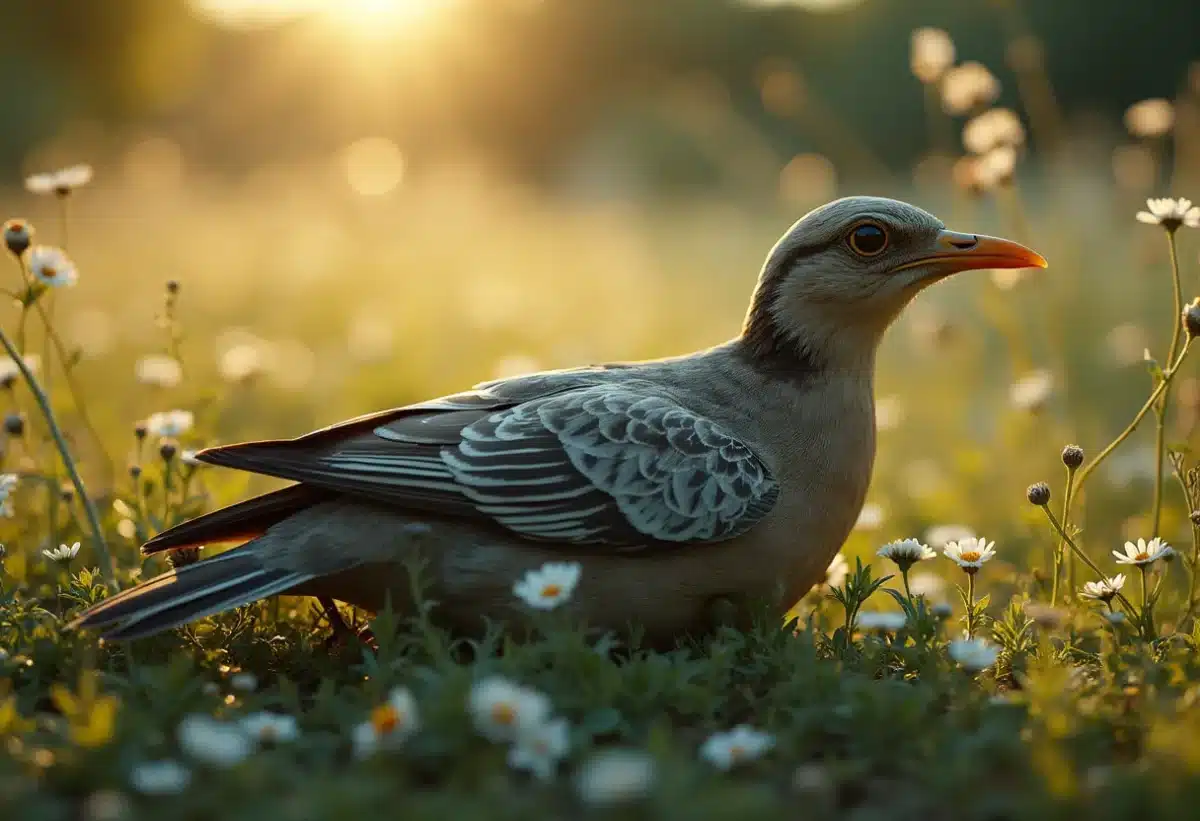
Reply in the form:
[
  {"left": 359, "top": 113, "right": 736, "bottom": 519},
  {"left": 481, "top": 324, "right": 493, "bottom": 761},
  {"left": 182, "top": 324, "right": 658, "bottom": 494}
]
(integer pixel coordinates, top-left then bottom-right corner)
[{"left": 196, "top": 384, "right": 778, "bottom": 549}]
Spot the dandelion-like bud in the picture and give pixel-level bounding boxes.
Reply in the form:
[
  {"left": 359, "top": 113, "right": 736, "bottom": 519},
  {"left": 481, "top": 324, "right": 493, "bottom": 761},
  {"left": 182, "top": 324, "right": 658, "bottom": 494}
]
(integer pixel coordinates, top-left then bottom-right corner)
[
  {"left": 167, "top": 547, "right": 201, "bottom": 569},
  {"left": 129, "top": 464, "right": 143, "bottom": 480},
  {"left": 1061, "top": 444, "right": 1084, "bottom": 469},
  {"left": 159, "top": 439, "right": 178, "bottom": 462},
  {"left": 1124, "top": 98, "right": 1174, "bottom": 139},
  {"left": 1026, "top": 482, "right": 1051, "bottom": 506},
  {"left": 134, "top": 422, "right": 148, "bottom": 440},
  {"left": 3, "top": 413, "right": 24, "bottom": 436},
  {"left": 166, "top": 280, "right": 180, "bottom": 295},
  {"left": 3, "top": 219, "right": 32, "bottom": 256},
  {"left": 1183, "top": 297, "right": 1200, "bottom": 340},
  {"left": 910, "top": 28, "right": 955, "bottom": 85}
]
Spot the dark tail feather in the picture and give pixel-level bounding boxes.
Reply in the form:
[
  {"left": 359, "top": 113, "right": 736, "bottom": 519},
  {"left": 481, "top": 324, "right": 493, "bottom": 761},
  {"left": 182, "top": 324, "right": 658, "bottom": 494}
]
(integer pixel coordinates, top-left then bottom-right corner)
[
  {"left": 68, "top": 546, "right": 314, "bottom": 640},
  {"left": 142, "top": 484, "right": 328, "bottom": 555}
]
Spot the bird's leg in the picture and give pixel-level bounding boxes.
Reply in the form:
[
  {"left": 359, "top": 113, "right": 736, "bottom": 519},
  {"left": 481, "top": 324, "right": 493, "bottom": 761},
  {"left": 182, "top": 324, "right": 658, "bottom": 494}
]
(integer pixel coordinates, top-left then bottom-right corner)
[{"left": 319, "top": 597, "right": 378, "bottom": 652}]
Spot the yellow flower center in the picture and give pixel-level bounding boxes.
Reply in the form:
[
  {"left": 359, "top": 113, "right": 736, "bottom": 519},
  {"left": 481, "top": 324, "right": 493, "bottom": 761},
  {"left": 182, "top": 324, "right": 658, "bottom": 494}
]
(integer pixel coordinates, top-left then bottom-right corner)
[
  {"left": 41, "top": 266, "right": 57, "bottom": 279},
  {"left": 540, "top": 583, "right": 562, "bottom": 598},
  {"left": 371, "top": 703, "right": 401, "bottom": 734},
  {"left": 491, "top": 702, "right": 516, "bottom": 726},
  {"left": 729, "top": 744, "right": 746, "bottom": 760},
  {"left": 959, "top": 551, "right": 981, "bottom": 563},
  {"left": 1135, "top": 552, "right": 1149, "bottom": 561}
]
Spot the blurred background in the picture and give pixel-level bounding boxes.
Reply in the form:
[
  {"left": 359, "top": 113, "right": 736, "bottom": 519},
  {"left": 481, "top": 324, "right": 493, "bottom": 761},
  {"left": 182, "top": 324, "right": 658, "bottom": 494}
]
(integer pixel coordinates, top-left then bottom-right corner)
[{"left": 3, "top": 0, "right": 1200, "bottom": 586}]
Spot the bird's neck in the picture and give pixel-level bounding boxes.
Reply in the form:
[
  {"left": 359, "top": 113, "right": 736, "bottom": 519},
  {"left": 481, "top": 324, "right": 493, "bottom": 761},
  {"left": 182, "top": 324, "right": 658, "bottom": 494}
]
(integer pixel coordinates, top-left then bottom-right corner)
[{"left": 736, "top": 293, "right": 882, "bottom": 382}]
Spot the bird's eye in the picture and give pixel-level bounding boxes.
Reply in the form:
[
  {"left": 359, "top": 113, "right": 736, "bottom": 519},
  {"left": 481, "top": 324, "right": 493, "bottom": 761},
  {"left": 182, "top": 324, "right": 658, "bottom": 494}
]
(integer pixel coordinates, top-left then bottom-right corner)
[{"left": 847, "top": 222, "right": 889, "bottom": 257}]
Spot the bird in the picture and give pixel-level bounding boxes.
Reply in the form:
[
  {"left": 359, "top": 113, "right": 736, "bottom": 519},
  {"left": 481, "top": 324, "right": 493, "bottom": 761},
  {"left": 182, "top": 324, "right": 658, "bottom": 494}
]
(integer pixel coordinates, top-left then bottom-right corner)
[{"left": 70, "top": 196, "right": 1046, "bottom": 646}]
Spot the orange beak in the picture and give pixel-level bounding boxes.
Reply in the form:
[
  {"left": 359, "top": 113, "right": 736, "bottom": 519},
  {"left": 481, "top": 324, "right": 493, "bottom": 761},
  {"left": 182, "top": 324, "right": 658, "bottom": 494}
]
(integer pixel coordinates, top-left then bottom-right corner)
[{"left": 893, "top": 230, "right": 1048, "bottom": 276}]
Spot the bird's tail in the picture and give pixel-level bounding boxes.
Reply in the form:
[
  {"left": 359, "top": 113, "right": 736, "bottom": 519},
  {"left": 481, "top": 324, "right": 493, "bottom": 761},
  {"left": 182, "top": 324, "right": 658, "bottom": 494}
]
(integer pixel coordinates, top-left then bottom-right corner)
[{"left": 68, "top": 545, "right": 314, "bottom": 641}]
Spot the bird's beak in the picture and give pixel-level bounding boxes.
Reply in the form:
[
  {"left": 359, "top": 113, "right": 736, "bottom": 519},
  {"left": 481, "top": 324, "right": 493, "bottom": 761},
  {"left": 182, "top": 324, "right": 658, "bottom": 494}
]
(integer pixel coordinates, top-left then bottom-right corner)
[{"left": 893, "top": 230, "right": 1048, "bottom": 277}]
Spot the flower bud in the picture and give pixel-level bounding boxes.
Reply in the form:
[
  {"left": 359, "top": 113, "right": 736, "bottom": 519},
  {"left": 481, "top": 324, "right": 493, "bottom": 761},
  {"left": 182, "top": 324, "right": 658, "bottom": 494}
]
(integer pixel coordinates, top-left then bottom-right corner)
[
  {"left": 1184, "top": 297, "right": 1200, "bottom": 340},
  {"left": 159, "top": 439, "right": 178, "bottom": 462},
  {"left": 1061, "top": 444, "right": 1084, "bottom": 469},
  {"left": 166, "top": 280, "right": 180, "bottom": 295},
  {"left": 3, "top": 413, "right": 24, "bottom": 436},
  {"left": 3, "top": 219, "right": 33, "bottom": 257},
  {"left": 134, "top": 422, "right": 148, "bottom": 440},
  {"left": 128, "top": 464, "right": 142, "bottom": 480},
  {"left": 1026, "top": 482, "right": 1051, "bottom": 506}
]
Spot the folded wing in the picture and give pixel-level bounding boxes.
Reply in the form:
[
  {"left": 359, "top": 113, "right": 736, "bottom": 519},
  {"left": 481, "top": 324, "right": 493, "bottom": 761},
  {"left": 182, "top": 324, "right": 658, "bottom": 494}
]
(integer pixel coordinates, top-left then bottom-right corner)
[{"left": 197, "top": 385, "right": 778, "bottom": 549}]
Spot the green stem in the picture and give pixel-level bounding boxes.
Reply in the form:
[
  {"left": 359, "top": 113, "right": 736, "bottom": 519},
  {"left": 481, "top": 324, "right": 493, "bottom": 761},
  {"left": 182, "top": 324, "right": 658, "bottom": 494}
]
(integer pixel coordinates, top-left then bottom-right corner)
[
  {"left": 966, "top": 573, "right": 976, "bottom": 640},
  {"left": 1040, "top": 506, "right": 1136, "bottom": 613},
  {"left": 0, "top": 323, "right": 113, "bottom": 588},
  {"left": 1151, "top": 230, "right": 1185, "bottom": 537},
  {"left": 902, "top": 567, "right": 913, "bottom": 603},
  {"left": 1051, "top": 466, "right": 1077, "bottom": 606}
]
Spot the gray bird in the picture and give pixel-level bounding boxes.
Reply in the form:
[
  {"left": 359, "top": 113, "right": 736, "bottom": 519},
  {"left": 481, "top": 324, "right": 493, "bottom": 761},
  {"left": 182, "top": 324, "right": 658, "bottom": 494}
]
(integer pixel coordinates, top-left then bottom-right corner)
[{"left": 71, "top": 196, "right": 1045, "bottom": 645}]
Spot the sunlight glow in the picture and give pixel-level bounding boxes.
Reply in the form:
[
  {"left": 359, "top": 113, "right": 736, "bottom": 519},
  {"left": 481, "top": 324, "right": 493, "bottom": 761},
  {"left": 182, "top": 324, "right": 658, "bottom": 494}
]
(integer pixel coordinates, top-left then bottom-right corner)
[{"left": 189, "top": 0, "right": 457, "bottom": 38}]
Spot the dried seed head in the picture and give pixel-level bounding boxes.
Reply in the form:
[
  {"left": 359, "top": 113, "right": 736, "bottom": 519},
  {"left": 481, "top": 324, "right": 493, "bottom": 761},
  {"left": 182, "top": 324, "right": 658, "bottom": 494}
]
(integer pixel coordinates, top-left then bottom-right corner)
[
  {"left": 167, "top": 546, "right": 201, "bottom": 569},
  {"left": 1061, "top": 444, "right": 1084, "bottom": 469},
  {"left": 3, "top": 219, "right": 33, "bottom": 256},
  {"left": 3, "top": 413, "right": 24, "bottom": 436},
  {"left": 1026, "top": 482, "right": 1051, "bottom": 506},
  {"left": 159, "top": 439, "right": 178, "bottom": 462},
  {"left": 1184, "top": 298, "right": 1200, "bottom": 340}
]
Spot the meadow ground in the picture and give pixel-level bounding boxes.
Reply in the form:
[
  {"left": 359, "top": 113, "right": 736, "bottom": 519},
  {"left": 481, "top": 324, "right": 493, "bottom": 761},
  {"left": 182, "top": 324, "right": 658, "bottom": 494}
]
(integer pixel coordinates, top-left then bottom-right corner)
[{"left": 5, "top": 58, "right": 1200, "bottom": 819}]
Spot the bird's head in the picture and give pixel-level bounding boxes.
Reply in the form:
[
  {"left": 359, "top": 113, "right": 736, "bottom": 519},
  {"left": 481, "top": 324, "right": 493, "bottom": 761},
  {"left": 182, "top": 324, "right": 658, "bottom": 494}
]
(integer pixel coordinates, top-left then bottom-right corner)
[{"left": 741, "top": 196, "right": 1046, "bottom": 374}]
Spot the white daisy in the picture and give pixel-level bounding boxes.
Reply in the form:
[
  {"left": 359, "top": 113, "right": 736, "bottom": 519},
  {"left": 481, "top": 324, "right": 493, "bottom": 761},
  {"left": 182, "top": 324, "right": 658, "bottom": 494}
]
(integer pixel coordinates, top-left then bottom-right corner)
[
  {"left": 856, "top": 611, "right": 908, "bottom": 632},
  {"left": 699, "top": 725, "right": 775, "bottom": 771},
  {"left": 229, "top": 672, "right": 257, "bottom": 692},
  {"left": 908, "top": 572, "right": 947, "bottom": 600},
  {"left": 507, "top": 717, "right": 570, "bottom": 781},
  {"left": 468, "top": 676, "right": 550, "bottom": 743},
  {"left": 43, "top": 541, "right": 80, "bottom": 562},
  {"left": 0, "top": 355, "right": 39, "bottom": 386},
  {"left": 135, "top": 355, "right": 183, "bottom": 388},
  {"left": 940, "top": 61, "right": 1000, "bottom": 116},
  {"left": 1009, "top": 368, "right": 1054, "bottom": 412},
  {"left": 909, "top": 27, "right": 954, "bottom": 85},
  {"left": 0, "top": 473, "right": 19, "bottom": 518},
  {"left": 925, "top": 524, "right": 975, "bottom": 550},
  {"left": 28, "top": 246, "right": 78, "bottom": 288},
  {"left": 352, "top": 687, "right": 420, "bottom": 757},
  {"left": 129, "top": 760, "right": 191, "bottom": 795},
  {"left": 854, "top": 503, "right": 885, "bottom": 531},
  {"left": 948, "top": 638, "right": 999, "bottom": 671},
  {"left": 943, "top": 538, "right": 996, "bottom": 572},
  {"left": 239, "top": 712, "right": 298, "bottom": 744},
  {"left": 1136, "top": 198, "right": 1200, "bottom": 230},
  {"left": 876, "top": 538, "right": 936, "bottom": 571},
  {"left": 1124, "top": 99, "right": 1174, "bottom": 139},
  {"left": 962, "top": 108, "right": 1025, "bottom": 155},
  {"left": 145, "top": 409, "right": 194, "bottom": 438},
  {"left": 1112, "top": 538, "right": 1174, "bottom": 566},
  {"left": 821, "top": 552, "right": 849, "bottom": 591},
  {"left": 176, "top": 715, "right": 253, "bottom": 768},
  {"left": 512, "top": 562, "right": 581, "bottom": 610},
  {"left": 25, "top": 164, "right": 93, "bottom": 196},
  {"left": 575, "top": 749, "right": 657, "bottom": 806},
  {"left": 1079, "top": 574, "right": 1126, "bottom": 602}
]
